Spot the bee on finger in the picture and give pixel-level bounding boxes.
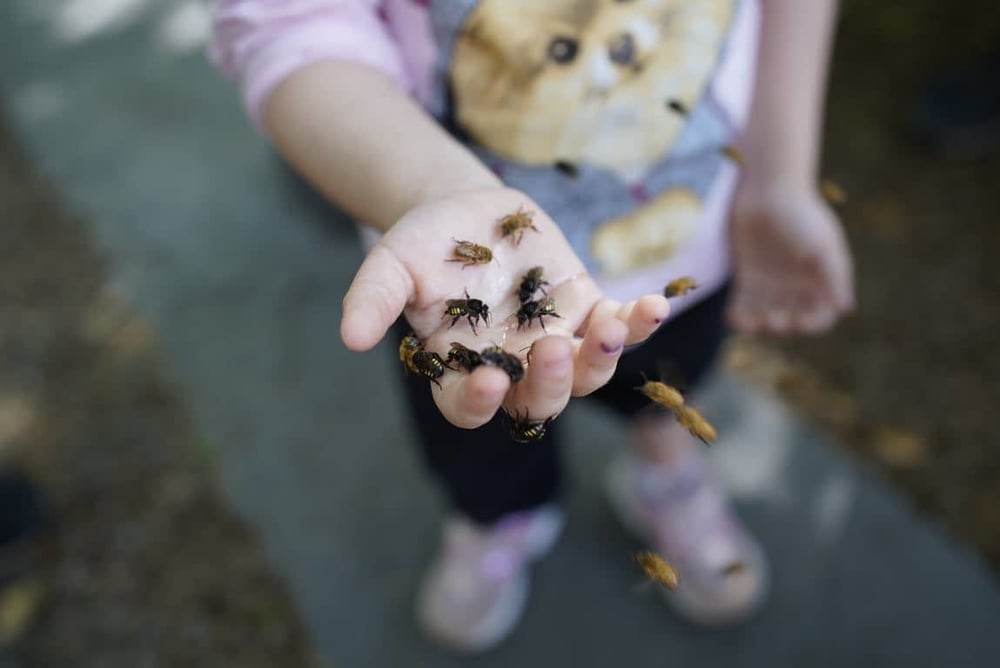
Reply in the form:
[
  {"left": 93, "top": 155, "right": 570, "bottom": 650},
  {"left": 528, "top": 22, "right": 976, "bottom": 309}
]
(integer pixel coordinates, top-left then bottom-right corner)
[
  {"left": 518, "top": 266, "right": 549, "bottom": 303},
  {"left": 446, "top": 239, "right": 493, "bottom": 268},
  {"left": 446, "top": 341, "right": 483, "bottom": 372},
  {"left": 722, "top": 562, "right": 747, "bottom": 577},
  {"left": 664, "top": 276, "right": 698, "bottom": 298},
  {"left": 480, "top": 345, "right": 525, "bottom": 383},
  {"left": 636, "top": 376, "right": 685, "bottom": 412},
  {"left": 398, "top": 332, "right": 423, "bottom": 374},
  {"left": 443, "top": 290, "right": 491, "bottom": 334},
  {"left": 634, "top": 550, "right": 680, "bottom": 590},
  {"left": 505, "top": 409, "right": 557, "bottom": 443},
  {"left": 676, "top": 405, "right": 717, "bottom": 445},
  {"left": 498, "top": 207, "right": 539, "bottom": 246},
  {"left": 411, "top": 350, "right": 446, "bottom": 388},
  {"left": 516, "top": 296, "right": 562, "bottom": 331}
]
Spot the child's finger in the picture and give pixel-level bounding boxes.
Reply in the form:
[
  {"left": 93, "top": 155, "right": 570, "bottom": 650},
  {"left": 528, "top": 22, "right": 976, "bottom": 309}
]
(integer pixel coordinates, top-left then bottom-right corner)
[
  {"left": 620, "top": 295, "right": 670, "bottom": 345},
  {"left": 571, "top": 317, "right": 628, "bottom": 396},
  {"left": 340, "top": 244, "right": 414, "bottom": 351},
  {"left": 433, "top": 366, "right": 510, "bottom": 429},
  {"left": 507, "top": 335, "right": 574, "bottom": 423},
  {"left": 581, "top": 295, "right": 669, "bottom": 346}
]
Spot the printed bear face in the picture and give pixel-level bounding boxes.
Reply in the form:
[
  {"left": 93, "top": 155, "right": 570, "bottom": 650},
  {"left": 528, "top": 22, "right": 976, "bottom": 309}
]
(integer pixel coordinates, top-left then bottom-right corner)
[{"left": 450, "top": 0, "right": 734, "bottom": 177}]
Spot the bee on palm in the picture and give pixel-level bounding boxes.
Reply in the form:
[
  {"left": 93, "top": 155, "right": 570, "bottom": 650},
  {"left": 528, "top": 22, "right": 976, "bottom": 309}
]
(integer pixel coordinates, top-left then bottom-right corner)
[
  {"left": 443, "top": 290, "right": 491, "bottom": 334},
  {"left": 497, "top": 207, "right": 539, "bottom": 246},
  {"left": 517, "top": 266, "right": 549, "bottom": 303},
  {"left": 446, "top": 239, "right": 493, "bottom": 268},
  {"left": 516, "top": 296, "right": 562, "bottom": 332}
]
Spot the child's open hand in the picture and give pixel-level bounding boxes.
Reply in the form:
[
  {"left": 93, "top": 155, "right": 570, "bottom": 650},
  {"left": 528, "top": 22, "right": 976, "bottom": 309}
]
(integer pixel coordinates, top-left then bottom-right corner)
[
  {"left": 727, "top": 181, "right": 854, "bottom": 335},
  {"left": 340, "top": 187, "right": 669, "bottom": 429}
]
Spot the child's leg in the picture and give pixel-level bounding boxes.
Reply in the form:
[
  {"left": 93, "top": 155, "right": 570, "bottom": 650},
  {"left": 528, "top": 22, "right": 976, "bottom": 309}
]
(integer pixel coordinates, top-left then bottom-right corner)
[
  {"left": 592, "top": 286, "right": 769, "bottom": 625},
  {"left": 391, "top": 320, "right": 565, "bottom": 652},
  {"left": 392, "top": 321, "right": 563, "bottom": 524},
  {"left": 590, "top": 284, "right": 731, "bottom": 453}
]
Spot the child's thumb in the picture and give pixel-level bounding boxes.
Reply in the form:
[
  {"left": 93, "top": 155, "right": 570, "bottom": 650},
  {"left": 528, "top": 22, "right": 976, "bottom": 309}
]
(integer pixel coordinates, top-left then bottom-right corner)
[{"left": 340, "top": 245, "right": 413, "bottom": 351}]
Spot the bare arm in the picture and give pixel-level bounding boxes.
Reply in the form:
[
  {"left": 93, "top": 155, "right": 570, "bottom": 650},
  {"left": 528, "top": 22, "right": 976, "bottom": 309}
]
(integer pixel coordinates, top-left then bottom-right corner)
[
  {"left": 740, "top": 0, "right": 839, "bottom": 187},
  {"left": 263, "top": 59, "right": 502, "bottom": 231}
]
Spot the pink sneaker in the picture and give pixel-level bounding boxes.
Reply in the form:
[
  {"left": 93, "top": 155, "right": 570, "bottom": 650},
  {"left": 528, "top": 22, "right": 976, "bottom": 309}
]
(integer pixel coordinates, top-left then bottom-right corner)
[
  {"left": 607, "top": 451, "right": 769, "bottom": 626},
  {"left": 416, "top": 505, "right": 564, "bottom": 653}
]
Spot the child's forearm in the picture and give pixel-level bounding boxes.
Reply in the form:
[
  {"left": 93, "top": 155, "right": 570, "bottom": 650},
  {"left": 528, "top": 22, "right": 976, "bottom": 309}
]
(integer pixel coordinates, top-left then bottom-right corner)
[
  {"left": 263, "top": 59, "right": 502, "bottom": 231},
  {"left": 740, "top": 0, "right": 839, "bottom": 189}
]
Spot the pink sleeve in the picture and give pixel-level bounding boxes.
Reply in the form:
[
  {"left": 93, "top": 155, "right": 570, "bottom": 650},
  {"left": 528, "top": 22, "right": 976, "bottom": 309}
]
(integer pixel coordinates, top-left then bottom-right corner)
[{"left": 209, "top": 0, "right": 413, "bottom": 130}]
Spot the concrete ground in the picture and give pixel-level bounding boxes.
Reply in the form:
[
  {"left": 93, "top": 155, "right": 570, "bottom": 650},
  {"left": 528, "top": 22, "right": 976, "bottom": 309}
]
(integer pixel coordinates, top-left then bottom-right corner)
[{"left": 1, "top": 2, "right": 998, "bottom": 666}]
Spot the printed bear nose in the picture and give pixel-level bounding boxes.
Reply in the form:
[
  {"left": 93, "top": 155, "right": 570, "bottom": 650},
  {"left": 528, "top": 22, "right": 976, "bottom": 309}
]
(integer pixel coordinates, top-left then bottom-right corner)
[{"left": 608, "top": 33, "right": 636, "bottom": 66}]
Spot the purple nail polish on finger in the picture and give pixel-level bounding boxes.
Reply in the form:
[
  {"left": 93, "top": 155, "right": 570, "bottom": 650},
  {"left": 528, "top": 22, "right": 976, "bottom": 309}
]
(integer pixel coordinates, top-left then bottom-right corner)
[{"left": 601, "top": 342, "right": 623, "bottom": 354}]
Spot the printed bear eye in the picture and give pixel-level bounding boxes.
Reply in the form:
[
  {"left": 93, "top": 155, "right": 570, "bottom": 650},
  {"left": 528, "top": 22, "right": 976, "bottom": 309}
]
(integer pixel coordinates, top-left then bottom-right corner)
[
  {"left": 608, "top": 33, "right": 636, "bottom": 66},
  {"left": 547, "top": 36, "right": 579, "bottom": 64}
]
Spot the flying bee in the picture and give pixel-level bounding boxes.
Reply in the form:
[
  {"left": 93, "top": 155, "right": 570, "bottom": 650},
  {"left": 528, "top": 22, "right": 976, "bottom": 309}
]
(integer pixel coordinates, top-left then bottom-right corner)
[
  {"left": 634, "top": 550, "right": 680, "bottom": 590},
  {"left": 447, "top": 239, "right": 493, "bottom": 268},
  {"left": 636, "top": 375, "right": 685, "bottom": 412},
  {"left": 498, "top": 207, "right": 539, "bottom": 246},
  {"left": 518, "top": 266, "right": 550, "bottom": 303},
  {"left": 443, "top": 290, "right": 491, "bottom": 334},
  {"left": 721, "top": 144, "right": 746, "bottom": 166},
  {"left": 722, "top": 562, "right": 747, "bottom": 577},
  {"left": 505, "top": 409, "right": 557, "bottom": 443},
  {"left": 516, "top": 296, "right": 562, "bottom": 331},
  {"left": 411, "top": 350, "right": 446, "bottom": 388},
  {"left": 676, "top": 405, "right": 717, "bottom": 445},
  {"left": 398, "top": 332, "right": 423, "bottom": 374},
  {"left": 480, "top": 346, "right": 525, "bottom": 383},
  {"left": 820, "top": 178, "right": 847, "bottom": 206},
  {"left": 664, "top": 276, "right": 699, "bottom": 298},
  {"left": 446, "top": 341, "right": 482, "bottom": 372},
  {"left": 666, "top": 99, "right": 689, "bottom": 117}
]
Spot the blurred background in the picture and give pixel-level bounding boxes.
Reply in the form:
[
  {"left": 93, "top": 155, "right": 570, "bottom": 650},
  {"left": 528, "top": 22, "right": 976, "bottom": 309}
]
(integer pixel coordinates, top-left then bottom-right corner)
[{"left": 1, "top": 0, "right": 999, "bottom": 666}]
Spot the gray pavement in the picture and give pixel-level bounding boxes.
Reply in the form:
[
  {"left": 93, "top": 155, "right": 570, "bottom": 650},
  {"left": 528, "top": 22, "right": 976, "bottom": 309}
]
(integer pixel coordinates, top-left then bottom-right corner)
[{"left": 1, "top": 2, "right": 998, "bottom": 666}]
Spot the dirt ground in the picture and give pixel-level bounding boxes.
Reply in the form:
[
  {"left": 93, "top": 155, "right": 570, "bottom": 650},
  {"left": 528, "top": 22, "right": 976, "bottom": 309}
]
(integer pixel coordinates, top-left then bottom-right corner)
[
  {"left": 0, "top": 123, "right": 320, "bottom": 665},
  {"left": 1, "top": 0, "right": 999, "bottom": 664}
]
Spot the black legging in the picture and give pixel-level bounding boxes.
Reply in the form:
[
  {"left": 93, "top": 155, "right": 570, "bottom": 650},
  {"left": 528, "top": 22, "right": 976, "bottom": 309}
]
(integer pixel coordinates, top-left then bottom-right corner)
[{"left": 392, "top": 285, "right": 730, "bottom": 525}]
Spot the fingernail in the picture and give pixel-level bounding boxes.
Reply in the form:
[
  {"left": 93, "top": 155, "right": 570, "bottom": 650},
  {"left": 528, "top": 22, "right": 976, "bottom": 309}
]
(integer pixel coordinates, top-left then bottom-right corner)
[
  {"left": 653, "top": 317, "right": 663, "bottom": 325},
  {"left": 601, "top": 342, "right": 623, "bottom": 354}
]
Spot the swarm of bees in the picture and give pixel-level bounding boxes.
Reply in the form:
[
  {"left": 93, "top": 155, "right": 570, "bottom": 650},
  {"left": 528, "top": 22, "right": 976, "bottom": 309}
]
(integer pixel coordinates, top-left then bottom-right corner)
[
  {"left": 636, "top": 375, "right": 717, "bottom": 445},
  {"left": 664, "top": 276, "right": 698, "bottom": 298},
  {"left": 634, "top": 550, "right": 680, "bottom": 590},
  {"left": 498, "top": 207, "right": 540, "bottom": 246},
  {"left": 443, "top": 290, "right": 491, "bottom": 334}
]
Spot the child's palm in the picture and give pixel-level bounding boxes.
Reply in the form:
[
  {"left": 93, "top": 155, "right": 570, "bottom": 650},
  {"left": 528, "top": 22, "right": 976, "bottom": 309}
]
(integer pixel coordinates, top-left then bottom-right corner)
[{"left": 341, "top": 188, "right": 669, "bottom": 429}]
